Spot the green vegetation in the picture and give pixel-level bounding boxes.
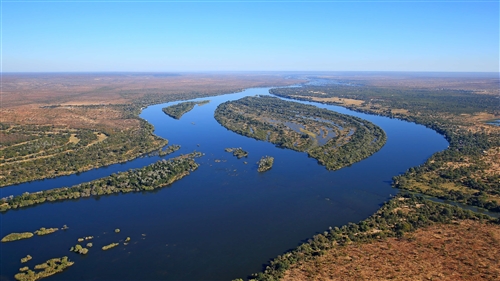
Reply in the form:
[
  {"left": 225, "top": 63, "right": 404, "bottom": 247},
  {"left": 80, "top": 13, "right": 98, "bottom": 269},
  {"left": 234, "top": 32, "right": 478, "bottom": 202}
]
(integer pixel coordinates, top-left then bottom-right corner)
[
  {"left": 257, "top": 156, "right": 274, "bottom": 172},
  {"left": 250, "top": 193, "right": 498, "bottom": 281},
  {"left": 21, "top": 255, "right": 32, "bottom": 263},
  {"left": 0, "top": 120, "right": 169, "bottom": 187},
  {"left": 271, "top": 85, "right": 500, "bottom": 211},
  {"left": 162, "top": 100, "right": 210, "bottom": 119},
  {"left": 224, "top": 147, "right": 248, "bottom": 159},
  {"left": 69, "top": 244, "right": 88, "bottom": 255},
  {"left": 1, "top": 232, "right": 34, "bottom": 242},
  {"left": 34, "top": 227, "right": 58, "bottom": 236},
  {"left": 0, "top": 152, "right": 202, "bottom": 213},
  {"left": 102, "top": 243, "right": 119, "bottom": 251},
  {"left": 14, "top": 256, "right": 74, "bottom": 281},
  {"left": 215, "top": 96, "right": 386, "bottom": 170}
]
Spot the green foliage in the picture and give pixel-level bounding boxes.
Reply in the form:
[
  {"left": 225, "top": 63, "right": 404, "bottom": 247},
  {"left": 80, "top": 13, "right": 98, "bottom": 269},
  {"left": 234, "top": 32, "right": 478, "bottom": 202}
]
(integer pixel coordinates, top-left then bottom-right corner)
[
  {"left": 162, "top": 100, "right": 210, "bottom": 119},
  {"left": 225, "top": 147, "right": 249, "bottom": 159},
  {"left": 34, "top": 227, "right": 58, "bottom": 236},
  {"left": 102, "top": 243, "right": 119, "bottom": 251},
  {"left": 1, "top": 232, "right": 34, "bottom": 242},
  {"left": 20, "top": 255, "right": 32, "bottom": 263},
  {"left": 257, "top": 156, "right": 274, "bottom": 172},
  {"left": 0, "top": 153, "right": 201, "bottom": 213},
  {"left": 250, "top": 194, "right": 498, "bottom": 280}
]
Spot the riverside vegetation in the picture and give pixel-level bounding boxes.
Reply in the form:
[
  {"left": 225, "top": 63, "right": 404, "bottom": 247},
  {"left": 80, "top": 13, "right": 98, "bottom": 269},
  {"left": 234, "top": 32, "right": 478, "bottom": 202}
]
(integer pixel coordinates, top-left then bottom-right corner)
[
  {"left": 0, "top": 151, "right": 201, "bottom": 212},
  {"left": 214, "top": 96, "right": 386, "bottom": 170},
  {"left": 224, "top": 147, "right": 248, "bottom": 159},
  {"left": 162, "top": 100, "right": 210, "bottom": 119},
  {"left": 271, "top": 84, "right": 500, "bottom": 211},
  {"left": 249, "top": 193, "right": 499, "bottom": 281}
]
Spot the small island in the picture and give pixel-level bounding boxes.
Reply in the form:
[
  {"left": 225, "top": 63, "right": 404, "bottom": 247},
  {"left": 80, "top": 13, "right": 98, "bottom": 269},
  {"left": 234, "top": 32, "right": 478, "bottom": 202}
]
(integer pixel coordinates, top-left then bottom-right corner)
[
  {"left": 1, "top": 232, "right": 34, "bottom": 243},
  {"left": 34, "top": 227, "right": 58, "bottom": 236},
  {"left": 102, "top": 243, "right": 119, "bottom": 251},
  {"left": 162, "top": 100, "right": 210, "bottom": 119},
  {"left": 257, "top": 156, "right": 274, "bottom": 172},
  {"left": 215, "top": 96, "right": 386, "bottom": 171},
  {"left": 224, "top": 147, "right": 248, "bottom": 159}
]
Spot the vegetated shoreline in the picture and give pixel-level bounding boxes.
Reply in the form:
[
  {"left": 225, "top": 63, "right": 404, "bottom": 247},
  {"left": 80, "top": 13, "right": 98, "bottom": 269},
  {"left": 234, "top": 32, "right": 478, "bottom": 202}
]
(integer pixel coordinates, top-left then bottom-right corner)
[
  {"left": 214, "top": 96, "right": 387, "bottom": 171},
  {"left": 270, "top": 86, "right": 500, "bottom": 212},
  {"left": 248, "top": 193, "right": 500, "bottom": 281},
  {"left": 0, "top": 152, "right": 201, "bottom": 213},
  {"left": 162, "top": 100, "right": 210, "bottom": 119}
]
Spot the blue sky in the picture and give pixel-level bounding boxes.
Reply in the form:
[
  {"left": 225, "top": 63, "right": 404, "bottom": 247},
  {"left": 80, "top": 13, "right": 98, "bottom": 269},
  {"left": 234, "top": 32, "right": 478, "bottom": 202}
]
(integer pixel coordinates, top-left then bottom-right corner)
[{"left": 2, "top": 1, "right": 498, "bottom": 72}]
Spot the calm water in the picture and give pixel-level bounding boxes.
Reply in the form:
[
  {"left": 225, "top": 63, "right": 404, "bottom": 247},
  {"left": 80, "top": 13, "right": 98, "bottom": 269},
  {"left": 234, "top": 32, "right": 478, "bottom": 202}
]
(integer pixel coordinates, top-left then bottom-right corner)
[{"left": 1, "top": 87, "right": 448, "bottom": 280}]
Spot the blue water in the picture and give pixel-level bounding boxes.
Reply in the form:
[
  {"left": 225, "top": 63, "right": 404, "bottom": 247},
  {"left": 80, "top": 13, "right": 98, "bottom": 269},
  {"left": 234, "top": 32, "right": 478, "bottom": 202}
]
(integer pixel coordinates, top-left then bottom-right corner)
[{"left": 0, "top": 87, "right": 448, "bottom": 281}]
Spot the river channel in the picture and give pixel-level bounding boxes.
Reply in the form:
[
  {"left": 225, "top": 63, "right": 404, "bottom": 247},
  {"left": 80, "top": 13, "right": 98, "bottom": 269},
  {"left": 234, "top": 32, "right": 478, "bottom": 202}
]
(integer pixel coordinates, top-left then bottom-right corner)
[{"left": 1, "top": 87, "right": 448, "bottom": 280}]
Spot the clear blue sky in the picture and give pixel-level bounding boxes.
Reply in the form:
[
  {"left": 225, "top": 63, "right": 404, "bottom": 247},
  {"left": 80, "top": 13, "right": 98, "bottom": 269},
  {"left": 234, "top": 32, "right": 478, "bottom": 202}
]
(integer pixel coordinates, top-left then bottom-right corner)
[{"left": 2, "top": 0, "right": 498, "bottom": 72}]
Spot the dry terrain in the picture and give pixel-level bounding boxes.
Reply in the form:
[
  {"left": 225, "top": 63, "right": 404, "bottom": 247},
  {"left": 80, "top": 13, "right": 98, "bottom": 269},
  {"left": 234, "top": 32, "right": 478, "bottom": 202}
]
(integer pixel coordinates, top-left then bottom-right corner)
[{"left": 284, "top": 220, "right": 500, "bottom": 281}]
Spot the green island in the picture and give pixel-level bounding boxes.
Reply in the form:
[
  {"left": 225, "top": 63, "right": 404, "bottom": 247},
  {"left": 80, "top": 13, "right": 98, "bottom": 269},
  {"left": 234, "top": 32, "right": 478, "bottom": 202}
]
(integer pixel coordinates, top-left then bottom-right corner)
[
  {"left": 249, "top": 193, "right": 500, "bottom": 280},
  {"left": 162, "top": 100, "right": 210, "bottom": 119},
  {"left": 34, "top": 227, "right": 58, "bottom": 236},
  {"left": 1, "top": 232, "right": 34, "bottom": 243},
  {"left": 257, "top": 156, "right": 274, "bottom": 172},
  {"left": 271, "top": 84, "right": 500, "bottom": 211},
  {"left": 224, "top": 147, "right": 248, "bottom": 159},
  {"left": 214, "top": 96, "right": 386, "bottom": 170},
  {"left": 21, "top": 255, "right": 32, "bottom": 263},
  {"left": 14, "top": 256, "right": 74, "bottom": 281},
  {"left": 70, "top": 244, "right": 89, "bottom": 255},
  {"left": 0, "top": 152, "right": 202, "bottom": 212},
  {"left": 102, "top": 243, "right": 119, "bottom": 251}
]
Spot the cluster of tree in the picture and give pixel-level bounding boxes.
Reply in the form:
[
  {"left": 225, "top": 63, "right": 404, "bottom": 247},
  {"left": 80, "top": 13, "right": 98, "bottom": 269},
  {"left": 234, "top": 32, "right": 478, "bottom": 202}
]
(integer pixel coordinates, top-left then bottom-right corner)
[
  {"left": 70, "top": 244, "right": 89, "bottom": 255},
  {"left": 101, "top": 243, "right": 119, "bottom": 251},
  {"left": 34, "top": 227, "right": 58, "bottom": 236},
  {"left": 257, "top": 156, "right": 274, "bottom": 172},
  {"left": 224, "top": 147, "right": 248, "bottom": 159},
  {"left": 271, "top": 84, "right": 500, "bottom": 211},
  {"left": 214, "top": 96, "right": 386, "bottom": 171},
  {"left": 0, "top": 120, "right": 169, "bottom": 187},
  {"left": 14, "top": 256, "right": 74, "bottom": 281},
  {"left": 162, "top": 100, "right": 210, "bottom": 119},
  {"left": 21, "top": 255, "right": 32, "bottom": 263},
  {"left": 249, "top": 193, "right": 499, "bottom": 281},
  {"left": 0, "top": 152, "right": 202, "bottom": 212}
]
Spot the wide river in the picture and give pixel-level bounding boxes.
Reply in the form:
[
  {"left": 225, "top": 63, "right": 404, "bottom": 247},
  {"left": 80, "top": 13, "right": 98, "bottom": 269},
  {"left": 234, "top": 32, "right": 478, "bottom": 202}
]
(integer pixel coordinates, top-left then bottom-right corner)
[{"left": 1, "top": 87, "right": 448, "bottom": 280}]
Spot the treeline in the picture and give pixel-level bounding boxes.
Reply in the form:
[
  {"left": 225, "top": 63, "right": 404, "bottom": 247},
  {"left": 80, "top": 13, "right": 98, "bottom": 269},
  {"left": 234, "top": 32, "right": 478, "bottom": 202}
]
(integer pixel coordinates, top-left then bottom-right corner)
[
  {"left": 250, "top": 193, "right": 499, "bottom": 281},
  {"left": 271, "top": 84, "right": 500, "bottom": 211},
  {"left": 0, "top": 152, "right": 201, "bottom": 212},
  {"left": 214, "top": 96, "right": 386, "bottom": 171},
  {"left": 162, "top": 100, "right": 210, "bottom": 119}
]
